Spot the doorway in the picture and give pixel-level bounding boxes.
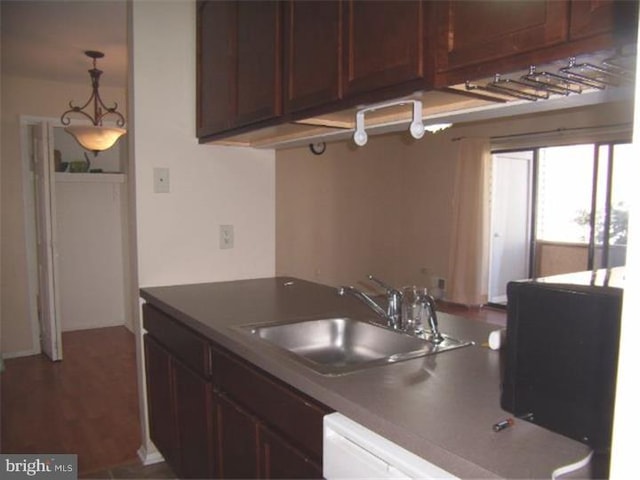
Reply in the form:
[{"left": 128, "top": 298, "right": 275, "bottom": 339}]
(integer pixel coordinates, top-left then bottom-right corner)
[
  {"left": 22, "top": 117, "right": 132, "bottom": 361},
  {"left": 488, "top": 150, "right": 533, "bottom": 305}
]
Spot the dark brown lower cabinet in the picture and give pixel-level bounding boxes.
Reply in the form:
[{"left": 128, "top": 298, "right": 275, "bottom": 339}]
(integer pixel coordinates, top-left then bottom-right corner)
[
  {"left": 173, "top": 359, "right": 215, "bottom": 479},
  {"left": 214, "top": 393, "right": 322, "bottom": 479},
  {"left": 143, "top": 303, "right": 331, "bottom": 479},
  {"left": 144, "top": 335, "right": 181, "bottom": 475},
  {"left": 144, "top": 334, "right": 214, "bottom": 479},
  {"left": 259, "top": 425, "right": 323, "bottom": 479},
  {"left": 214, "top": 393, "right": 260, "bottom": 479}
]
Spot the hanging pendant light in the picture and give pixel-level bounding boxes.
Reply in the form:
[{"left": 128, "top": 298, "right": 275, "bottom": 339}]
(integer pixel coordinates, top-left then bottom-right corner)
[{"left": 60, "top": 50, "right": 126, "bottom": 155}]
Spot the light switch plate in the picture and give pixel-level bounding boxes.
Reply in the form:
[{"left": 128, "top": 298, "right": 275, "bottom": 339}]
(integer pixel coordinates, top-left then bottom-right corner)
[
  {"left": 219, "top": 225, "right": 234, "bottom": 249},
  {"left": 154, "top": 167, "right": 170, "bottom": 193}
]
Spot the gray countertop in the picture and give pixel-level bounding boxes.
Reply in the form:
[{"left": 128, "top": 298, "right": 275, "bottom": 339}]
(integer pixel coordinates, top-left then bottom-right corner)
[{"left": 140, "top": 276, "right": 593, "bottom": 479}]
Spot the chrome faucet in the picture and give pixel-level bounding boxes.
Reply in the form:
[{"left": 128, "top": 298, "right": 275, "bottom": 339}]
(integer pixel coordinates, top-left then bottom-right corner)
[
  {"left": 366, "top": 275, "right": 402, "bottom": 329},
  {"left": 337, "top": 274, "right": 401, "bottom": 329},
  {"left": 423, "top": 294, "right": 444, "bottom": 344},
  {"left": 337, "top": 286, "right": 392, "bottom": 325},
  {"left": 338, "top": 274, "right": 444, "bottom": 343}
]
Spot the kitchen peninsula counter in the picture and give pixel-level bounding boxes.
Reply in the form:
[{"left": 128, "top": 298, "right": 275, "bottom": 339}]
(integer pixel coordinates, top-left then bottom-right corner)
[{"left": 140, "top": 277, "right": 593, "bottom": 479}]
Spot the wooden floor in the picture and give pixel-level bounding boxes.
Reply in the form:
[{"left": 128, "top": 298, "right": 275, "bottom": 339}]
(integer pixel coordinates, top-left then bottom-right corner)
[{"left": 0, "top": 326, "right": 147, "bottom": 477}]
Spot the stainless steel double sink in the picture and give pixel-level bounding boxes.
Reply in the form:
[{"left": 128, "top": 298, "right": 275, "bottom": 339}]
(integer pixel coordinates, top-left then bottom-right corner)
[{"left": 237, "top": 317, "right": 472, "bottom": 375}]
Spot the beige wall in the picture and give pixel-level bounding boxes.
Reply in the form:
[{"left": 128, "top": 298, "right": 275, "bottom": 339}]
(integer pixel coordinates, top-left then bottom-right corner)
[
  {"left": 55, "top": 177, "right": 129, "bottom": 331},
  {"left": 131, "top": 1, "right": 275, "bottom": 289},
  {"left": 276, "top": 101, "right": 633, "bottom": 295},
  {"left": 0, "top": 74, "right": 126, "bottom": 356},
  {"left": 130, "top": 0, "right": 276, "bottom": 463}
]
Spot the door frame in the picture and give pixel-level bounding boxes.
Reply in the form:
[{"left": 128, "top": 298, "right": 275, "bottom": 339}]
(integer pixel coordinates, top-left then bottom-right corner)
[
  {"left": 20, "top": 116, "right": 66, "bottom": 360},
  {"left": 17, "top": 116, "right": 49, "bottom": 358},
  {"left": 487, "top": 149, "right": 534, "bottom": 305}
]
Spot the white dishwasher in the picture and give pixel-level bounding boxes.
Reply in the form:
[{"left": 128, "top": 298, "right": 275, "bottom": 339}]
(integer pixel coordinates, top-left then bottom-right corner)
[{"left": 323, "top": 413, "right": 459, "bottom": 479}]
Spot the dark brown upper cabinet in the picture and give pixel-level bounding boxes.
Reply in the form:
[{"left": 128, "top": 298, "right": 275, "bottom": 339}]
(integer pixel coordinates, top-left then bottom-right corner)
[
  {"left": 435, "top": 1, "right": 569, "bottom": 75},
  {"left": 236, "top": 1, "right": 282, "bottom": 125},
  {"left": 342, "top": 0, "right": 432, "bottom": 98},
  {"left": 569, "top": 0, "right": 639, "bottom": 42},
  {"left": 284, "top": 1, "right": 342, "bottom": 114},
  {"left": 434, "top": 0, "right": 638, "bottom": 87},
  {"left": 197, "top": 0, "right": 637, "bottom": 142},
  {"left": 197, "top": 0, "right": 282, "bottom": 140},
  {"left": 197, "top": 1, "right": 235, "bottom": 137}
]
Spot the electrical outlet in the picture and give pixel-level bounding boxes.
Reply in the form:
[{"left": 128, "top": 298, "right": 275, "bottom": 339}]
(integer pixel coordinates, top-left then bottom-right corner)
[
  {"left": 153, "top": 167, "right": 170, "bottom": 193},
  {"left": 219, "top": 225, "right": 234, "bottom": 249}
]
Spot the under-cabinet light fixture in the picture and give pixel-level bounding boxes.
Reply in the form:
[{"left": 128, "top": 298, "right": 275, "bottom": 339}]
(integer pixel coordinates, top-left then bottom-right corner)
[
  {"left": 353, "top": 99, "right": 425, "bottom": 147},
  {"left": 60, "top": 51, "right": 126, "bottom": 155},
  {"left": 424, "top": 123, "right": 453, "bottom": 133}
]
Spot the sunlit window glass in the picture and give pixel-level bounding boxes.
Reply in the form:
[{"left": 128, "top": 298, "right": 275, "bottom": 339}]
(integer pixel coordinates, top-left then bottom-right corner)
[{"left": 536, "top": 145, "right": 594, "bottom": 243}]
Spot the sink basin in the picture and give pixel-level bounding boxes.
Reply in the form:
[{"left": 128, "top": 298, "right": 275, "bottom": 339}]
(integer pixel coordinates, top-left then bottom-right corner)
[{"left": 237, "top": 317, "right": 472, "bottom": 375}]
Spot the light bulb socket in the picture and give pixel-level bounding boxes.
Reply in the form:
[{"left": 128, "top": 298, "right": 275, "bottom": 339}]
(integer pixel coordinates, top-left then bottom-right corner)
[
  {"left": 353, "top": 129, "right": 368, "bottom": 146},
  {"left": 410, "top": 121, "right": 425, "bottom": 139}
]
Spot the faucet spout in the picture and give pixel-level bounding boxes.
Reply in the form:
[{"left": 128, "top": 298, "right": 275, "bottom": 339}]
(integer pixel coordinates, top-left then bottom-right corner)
[
  {"left": 337, "top": 286, "right": 391, "bottom": 325},
  {"left": 367, "top": 275, "right": 402, "bottom": 329},
  {"left": 424, "top": 295, "right": 444, "bottom": 344}
]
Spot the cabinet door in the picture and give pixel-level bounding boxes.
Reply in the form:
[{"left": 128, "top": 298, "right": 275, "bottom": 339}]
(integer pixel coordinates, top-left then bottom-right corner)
[
  {"left": 196, "top": 0, "right": 235, "bottom": 137},
  {"left": 214, "top": 394, "right": 260, "bottom": 479},
  {"left": 436, "top": 0, "right": 569, "bottom": 72},
  {"left": 284, "top": 0, "right": 341, "bottom": 114},
  {"left": 569, "top": 0, "right": 638, "bottom": 42},
  {"left": 216, "top": 350, "right": 329, "bottom": 460},
  {"left": 143, "top": 336, "right": 181, "bottom": 475},
  {"left": 174, "top": 359, "right": 215, "bottom": 479},
  {"left": 342, "top": 0, "right": 427, "bottom": 98},
  {"left": 235, "top": 0, "right": 282, "bottom": 126},
  {"left": 197, "top": 0, "right": 282, "bottom": 138},
  {"left": 259, "top": 425, "right": 322, "bottom": 479}
]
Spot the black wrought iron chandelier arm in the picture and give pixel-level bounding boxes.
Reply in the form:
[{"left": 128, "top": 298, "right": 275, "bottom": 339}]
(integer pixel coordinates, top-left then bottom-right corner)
[
  {"left": 60, "top": 104, "right": 98, "bottom": 126},
  {"left": 94, "top": 98, "right": 126, "bottom": 127},
  {"left": 60, "top": 52, "right": 126, "bottom": 128}
]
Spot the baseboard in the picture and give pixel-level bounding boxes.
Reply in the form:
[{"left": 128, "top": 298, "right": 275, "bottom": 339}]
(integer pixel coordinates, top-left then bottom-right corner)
[
  {"left": 486, "top": 302, "right": 508, "bottom": 310},
  {"left": 62, "top": 321, "right": 126, "bottom": 333},
  {"left": 1, "top": 348, "right": 40, "bottom": 359},
  {"left": 137, "top": 444, "right": 164, "bottom": 466}
]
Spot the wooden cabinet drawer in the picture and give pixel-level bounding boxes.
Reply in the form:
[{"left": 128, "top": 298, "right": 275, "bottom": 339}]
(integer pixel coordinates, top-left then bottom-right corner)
[
  {"left": 143, "top": 303, "right": 211, "bottom": 378},
  {"left": 214, "top": 350, "right": 331, "bottom": 460}
]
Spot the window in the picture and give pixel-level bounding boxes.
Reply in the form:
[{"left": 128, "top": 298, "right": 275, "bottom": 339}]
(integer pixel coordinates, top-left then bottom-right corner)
[
  {"left": 491, "top": 141, "right": 630, "bottom": 283},
  {"left": 536, "top": 145, "right": 594, "bottom": 243}
]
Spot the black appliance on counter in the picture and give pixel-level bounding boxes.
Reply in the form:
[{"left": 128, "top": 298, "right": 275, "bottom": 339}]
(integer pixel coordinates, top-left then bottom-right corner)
[{"left": 501, "top": 268, "right": 624, "bottom": 454}]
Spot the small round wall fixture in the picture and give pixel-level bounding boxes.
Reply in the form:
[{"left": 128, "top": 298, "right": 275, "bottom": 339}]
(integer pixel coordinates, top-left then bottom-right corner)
[{"left": 309, "top": 142, "right": 327, "bottom": 155}]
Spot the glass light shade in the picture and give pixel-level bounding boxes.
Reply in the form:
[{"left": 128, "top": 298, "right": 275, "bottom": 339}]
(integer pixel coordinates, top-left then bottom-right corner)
[{"left": 65, "top": 125, "right": 126, "bottom": 152}]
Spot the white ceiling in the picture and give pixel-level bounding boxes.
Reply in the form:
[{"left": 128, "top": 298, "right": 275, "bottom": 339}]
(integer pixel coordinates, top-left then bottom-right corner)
[{"left": 1, "top": 0, "right": 127, "bottom": 87}]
